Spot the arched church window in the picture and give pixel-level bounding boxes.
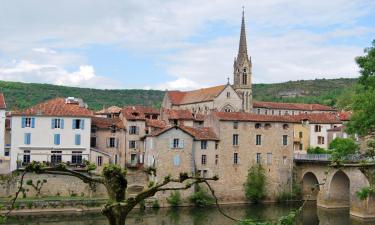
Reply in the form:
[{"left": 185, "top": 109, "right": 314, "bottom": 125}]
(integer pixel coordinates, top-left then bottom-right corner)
[
  {"left": 227, "top": 92, "right": 230, "bottom": 99},
  {"left": 243, "top": 68, "right": 247, "bottom": 72},
  {"left": 242, "top": 73, "right": 247, "bottom": 85}
]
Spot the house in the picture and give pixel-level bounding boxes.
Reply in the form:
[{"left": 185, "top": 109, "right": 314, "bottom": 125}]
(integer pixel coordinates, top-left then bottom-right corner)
[
  {"left": 0, "top": 93, "right": 9, "bottom": 173},
  {"left": 9, "top": 97, "right": 92, "bottom": 171}
]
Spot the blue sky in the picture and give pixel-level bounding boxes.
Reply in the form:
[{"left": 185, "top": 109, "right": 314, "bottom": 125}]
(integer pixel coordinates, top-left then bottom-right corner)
[{"left": 0, "top": 0, "right": 374, "bottom": 90}]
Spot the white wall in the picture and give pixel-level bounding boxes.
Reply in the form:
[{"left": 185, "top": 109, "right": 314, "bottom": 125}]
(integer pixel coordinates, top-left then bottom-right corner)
[
  {"left": 0, "top": 109, "right": 5, "bottom": 157},
  {"left": 10, "top": 116, "right": 91, "bottom": 171},
  {"left": 309, "top": 123, "right": 340, "bottom": 149}
]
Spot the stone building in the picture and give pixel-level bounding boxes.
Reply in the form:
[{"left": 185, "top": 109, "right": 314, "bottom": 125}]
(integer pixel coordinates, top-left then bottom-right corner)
[{"left": 162, "top": 10, "right": 336, "bottom": 115}]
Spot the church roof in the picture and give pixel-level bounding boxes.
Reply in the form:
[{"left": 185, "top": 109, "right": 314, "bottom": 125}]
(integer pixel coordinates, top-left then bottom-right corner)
[
  {"left": 253, "top": 101, "right": 335, "bottom": 111},
  {"left": 167, "top": 85, "right": 226, "bottom": 105}
]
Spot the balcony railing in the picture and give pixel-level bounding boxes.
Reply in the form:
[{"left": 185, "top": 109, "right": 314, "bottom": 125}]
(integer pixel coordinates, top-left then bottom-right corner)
[
  {"left": 17, "top": 153, "right": 90, "bottom": 170},
  {"left": 294, "top": 153, "right": 331, "bottom": 162}
]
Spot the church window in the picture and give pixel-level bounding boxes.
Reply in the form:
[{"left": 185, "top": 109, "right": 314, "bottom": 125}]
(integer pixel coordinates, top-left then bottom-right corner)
[
  {"left": 242, "top": 73, "right": 247, "bottom": 85},
  {"left": 227, "top": 92, "right": 230, "bottom": 99},
  {"left": 243, "top": 68, "right": 247, "bottom": 72}
]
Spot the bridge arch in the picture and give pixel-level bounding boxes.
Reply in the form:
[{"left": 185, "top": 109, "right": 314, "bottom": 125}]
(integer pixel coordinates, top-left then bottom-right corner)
[
  {"left": 328, "top": 170, "right": 350, "bottom": 208},
  {"left": 302, "top": 172, "right": 320, "bottom": 200}
]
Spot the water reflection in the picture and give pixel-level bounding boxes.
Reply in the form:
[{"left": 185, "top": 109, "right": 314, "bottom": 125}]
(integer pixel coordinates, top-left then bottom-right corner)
[{"left": 4, "top": 202, "right": 375, "bottom": 225}]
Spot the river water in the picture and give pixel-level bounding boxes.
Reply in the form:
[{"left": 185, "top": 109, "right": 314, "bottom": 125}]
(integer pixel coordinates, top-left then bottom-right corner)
[{"left": 4, "top": 202, "right": 375, "bottom": 225}]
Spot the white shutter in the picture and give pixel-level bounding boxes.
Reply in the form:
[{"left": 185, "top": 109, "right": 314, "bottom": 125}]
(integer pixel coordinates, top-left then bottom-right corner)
[
  {"left": 106, "top": 138, "right": 110, "bottom": 147},
  {"left": 169, "top": 139, "right": 173, "bottom": 149},
  {"left": 179, "top": 139, "right": 184, "bottom": 149}
]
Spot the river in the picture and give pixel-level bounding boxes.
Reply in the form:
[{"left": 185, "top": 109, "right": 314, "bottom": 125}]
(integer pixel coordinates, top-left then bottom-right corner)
[{"left": 4, "top": 202, "right": 375, "bottom": 225}]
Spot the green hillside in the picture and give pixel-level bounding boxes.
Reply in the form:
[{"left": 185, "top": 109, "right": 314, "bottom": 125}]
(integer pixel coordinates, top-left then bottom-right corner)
[{"left": 0, "top": 78, "right": 357, "bottom": 111}]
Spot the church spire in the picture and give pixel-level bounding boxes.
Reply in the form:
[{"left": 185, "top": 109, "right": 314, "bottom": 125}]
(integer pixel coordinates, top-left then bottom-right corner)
[{"left": 237, "top": 7, "right": 248, "bottom": 60}]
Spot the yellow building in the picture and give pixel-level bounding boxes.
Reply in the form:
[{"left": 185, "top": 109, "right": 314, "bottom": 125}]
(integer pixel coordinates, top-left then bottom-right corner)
[{"left": 293, "top": 122, "right": 310, "bottom": 154}]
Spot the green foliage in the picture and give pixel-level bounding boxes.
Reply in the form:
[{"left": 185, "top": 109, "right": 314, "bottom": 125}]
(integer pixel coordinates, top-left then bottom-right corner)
[
  {"left": 148, "top": 181, "right": 155, "bottom": 188},
  {"left": 276, "top": 184, "right": 302, "bottom": 203},
  {"left": 236, "top": 207, "right": 300, "bottom": 225},
  {"left": 167, "top": 191, "right": 182, "bottom": 207},
  {"left": 244, "top": 164, "right": 266, "bottom": 203},
  {"left": 356, "top": 186, "right": 375, "bottom": 200},
  {"left": 307, "top": 147, "right": 329, "bottom": 154},
  {"left": 329, "top": 138, "right": 359, "bottom": 159},
  {"left": 26, "top": 179, "right": 47, "bottom": 197},
  {"left": 189, "top": 185, "right": 214, "bottom": 207},
  {"left": 151, "top": 199, "right": 160, "bottom": 209},
  {"left": 346, "top": 40, "right": 375, "bottom": 137}
]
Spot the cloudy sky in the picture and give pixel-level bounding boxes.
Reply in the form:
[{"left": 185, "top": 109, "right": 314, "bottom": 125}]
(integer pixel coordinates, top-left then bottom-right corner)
[{"left": 0, "top": 0, "right": 374, "bottom": 90}]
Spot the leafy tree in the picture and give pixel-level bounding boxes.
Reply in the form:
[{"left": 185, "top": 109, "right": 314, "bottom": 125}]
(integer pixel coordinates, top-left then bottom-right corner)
[
  {"left": 244, "top": 164, "right": 266, "bottom": 203},
  {"left": 329, "top": 138, "right": 359, "bottom": 159}
]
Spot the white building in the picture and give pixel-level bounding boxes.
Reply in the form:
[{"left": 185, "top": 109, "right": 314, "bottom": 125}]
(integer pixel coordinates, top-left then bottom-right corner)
[
  {"left": 0, "top": 93, "right": 8, "bottom": 173},
  {"left": 10, "top": 97, "right": 92, "bottom": 171}
]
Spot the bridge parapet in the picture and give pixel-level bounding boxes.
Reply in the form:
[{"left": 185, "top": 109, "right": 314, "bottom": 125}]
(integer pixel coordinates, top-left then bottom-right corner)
[{"left": 294, "top": 153, "right": 331, "bottom": 162}]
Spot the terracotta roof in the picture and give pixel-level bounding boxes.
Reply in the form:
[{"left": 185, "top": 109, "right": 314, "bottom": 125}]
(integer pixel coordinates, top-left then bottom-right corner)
[
  {"left": 167, "top": 85, "right": 226, "bottom": 105},
  {"left": 292, "top": 113, "right": 342, "bottom": 124},
  {"left": 121, "top": 106, "right": 159, "bottom": 120},
  {"left": 253, "top": 101, "right": 335, "bottom": 111},
  {"left": 148, "top": 125, "right": 218, "bottom": 140},
  {"left": 163, "top": 108, "right": 194, "bottom": 120},
  {"left": 95, "top": 106, "right": 122, "bottom": 115},
  {"left": 327, "top": 125, "right": 345, "bottom": 132},
  {"left": 12, "top": 98, "right": 93, "bottom": 117},
  {"left": 212, "top": 111, "right": 297, "bottom": 123},
  {"left": 91, "top": 116, "right": 124, "bottom": 129},
  {"left": 0, "top": 93, "right": 6, "bottom": 109},
  {"left": 146, "top": 119, "right": 167, "bottom": 129},
  {"left": 337, "top": 111, "right": 351, "bottom": 121}
]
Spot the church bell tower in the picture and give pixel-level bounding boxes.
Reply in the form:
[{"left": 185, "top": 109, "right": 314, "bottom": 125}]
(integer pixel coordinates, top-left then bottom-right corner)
[{"left": 233, "top": 8, "right": 252, "bottom": 112}]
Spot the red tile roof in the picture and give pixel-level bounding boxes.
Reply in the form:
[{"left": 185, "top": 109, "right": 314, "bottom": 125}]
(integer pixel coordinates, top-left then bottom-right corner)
[
  {"left": 337, "top": 111, "right": 351, "bottom": 121},
  {"left": 146, "top": 119, "right": 167, "bottom": 129},
  {"left": 91, "top": 116, "right": 124, "bottom": 129},
  {"left": 327, "top": 125, "right": 345, "bottom": 132},
  {"left": 121, "top": 106, "right": 159, "bottom": 120},
  {"left": 12, "top": 98, "right": 93, "bottom": 117},
  {"left": 0, "top": 93, "right": 6, "bottom": 109},
  {"left": 148, "top": 125, "right": 218, "bottom": 140},
  {"left": 212, "top": 111, "right": 297, "bottom": 123},
  {"left": 163, "top": 108, "right": 194, "bottom": 120},
  {"left": 253, "top": 101, "right": 335, "bottom": 111},
  {"left": 95, "top": 106, "right": 122, "bottom": 115},
  {"left": 293, "top": 113, "right": 342, "bottom": 124},
  {"left": 167, "top": 85, "right": 226, "bottom": 105}
]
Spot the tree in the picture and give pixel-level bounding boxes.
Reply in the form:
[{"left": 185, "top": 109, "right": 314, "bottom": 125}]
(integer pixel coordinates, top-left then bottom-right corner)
[
  {"left": 329, "top": 138, "right": 358, "bottom": 159},
  {"left": 244, "top": 164, "right": 266, "bottom": 203},
  {"left": 346, "top": 39, "right": 375, "bottom": 137},
  {"left": 3, "top": 162, "right": 218, "bottom": 225}
]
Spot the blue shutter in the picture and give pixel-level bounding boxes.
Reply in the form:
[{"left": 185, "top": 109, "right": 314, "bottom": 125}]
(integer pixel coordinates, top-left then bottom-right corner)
[
  {"left": 75, "top": 134, "right": 81, "bottom": 145},
  {"left": 21, "top": 117, "right": 25, "bottom": 128},
  {"left": 72, "top": 119, "right": 76, "bottom": 129},
  {"left": 24, "top": 133, "right": 31, "bottom": 145},
  {"left": 54, "top": 134, "right": 60, "bottom": 145},
  {"left": 24, "top": 133, "right": 27, "bottom": 144},
  {"left": 80, "top": 119, "right": 85, "bottom": 130},
  {"left": 31, "top": 118, "right": 35, "bottom": 128},
  {"left": 61, "top": 119, "right": 64, "bottom": 129},
  {"left": 173, "top": 155, "right": 180, "bottom": 166},
  {"left": 51, "top": 119, "right": 55, "bottom": 129}
]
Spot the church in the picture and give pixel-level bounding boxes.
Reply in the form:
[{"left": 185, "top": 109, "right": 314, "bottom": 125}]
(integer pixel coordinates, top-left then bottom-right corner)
[{"left": 162, "top": 11, "right": 336, "bottom": 116}]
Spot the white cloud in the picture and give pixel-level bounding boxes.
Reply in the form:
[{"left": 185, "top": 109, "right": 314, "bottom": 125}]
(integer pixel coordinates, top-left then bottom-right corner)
[
  {"left": 152, "top": 78, "right": 204, "bottom": 91},
  {"left": 32, "top": 48, "right": 57, "bottom": 54},
  {"left": 0, "top": 61, "right": 122, "bottom": 89}
]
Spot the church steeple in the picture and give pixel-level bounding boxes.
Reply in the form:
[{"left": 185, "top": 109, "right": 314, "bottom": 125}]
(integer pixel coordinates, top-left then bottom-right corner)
[
  {"left": 237, "top": 7, "right": 248, "bottom": 61},
  {"left": 233, "top": 7, "right": 252, "bottom": 112}
]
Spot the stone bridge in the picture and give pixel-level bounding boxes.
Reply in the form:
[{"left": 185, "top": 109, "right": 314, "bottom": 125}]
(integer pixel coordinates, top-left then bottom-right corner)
[{"left": 294, "top": 154, "right": 375, "bottom": 219}]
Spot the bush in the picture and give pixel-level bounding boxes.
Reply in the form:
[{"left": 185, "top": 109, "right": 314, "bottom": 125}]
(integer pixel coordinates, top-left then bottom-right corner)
[
  {"left": 167, "top": 191, "right": 182, "bottom": 207},
  {"left": 307, "top": 147, "right": 329, "bottom": 154},
  {"left": 189, "top": 185, "right": 214, "bottom": 207},
  {"left": 329, "top": 138, "right": 359, "bottom": 159},
  {"left": 244, "top": 164, "right": 266, "bottom": 203},
  {"left": 277, "top": 183, "right": 302, "bottom": 203},
  {"left": 356, "top": 186, "right": 375, "bottom": 200},
  {"left": 152, "top": 200, "right": 160, "bottom": 209}
]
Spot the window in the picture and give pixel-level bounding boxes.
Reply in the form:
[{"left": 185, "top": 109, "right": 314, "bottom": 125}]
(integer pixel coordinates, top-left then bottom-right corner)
[
  {"left": 54, "top": 134, "right": 60, "bottom": 145},
  {"left": 299, "top": 143, "right": 303, "bottom": 150},
  {"left": 129, "top": 126, "right": 138, "bottom": 135},
  {"left": 278, "top": 110, "right": 281, "bottom": 115},
  {"left": 257, "top": 109, "right": 260, "bottom": 114},
  {"left": 202, "top": 170, "right": 208, "bottom": 178},
  {"left": 22, "top": 117, "right": 35, "bottom": 128},
  {"left": 318, "top": 136, "right": 325, "bottom": 145},
  {"left": 315, "top": 125, "right": 322, "bottom": 132},
  {"left": 233, "top": 121, "right": 238, "bottom": 129},
  {"left": 256, "top": 153, "right": 261, "bottom": 164},
  {"left": 171, "top": 138, "right": 184, "bottom": 149},
  {"left": 282, "top": 124, "right": 289, "bottom": 130},
  {"left": 130, "top": 154, "right": 137, "bottom": 165},
  {"left": 267, "top": 153, "right": 272, "bottom": 165},
  {"left": 233, "top": 153, "right": 239, "bottom": 164},
  {"left": 72, "top": 119, "right": 84, "bottom": 129},
  {"left": 201, "top": 155, "right": 207, "bottom": 165},
  {"left": 115, "top": 155, "right": 118, "bottom": 164},
  {"left": 129, "top": 140, "right": 137, "bottom": 149},
  {"left": 173, "top": 155, "right": 180, "bottom": 166},
  {"left": 51, "top": 151, "right": 62, "bottom": 164},
  {"left": 75, "top": 134, "right": 81, "bottom": 145},
  {"left": 215, "top": 141, "right": 219, "bottom": 150},
  {"left": 97, "top": 156, "right": 103, "bottom": 166},
  {"left": 4, "top": 149, "right": 9, "bottom": 157},
  {"left": 265, "top": 110, "right": 268, "bottom": 115},
  {"left": 283, "top": 156, "right": 287, "bottom": 165},
  {"left": 215, "top": 155, "right": 218, "bottom": 165},
  {"left": 272, "top": 110, "right": 274, "bottom": 115},
  {"left": 299, "top": 132, "right": 303, "bottom": 138},
  {"left": 108, "top": 138, "right": 116, "bottom": 148},
  {"left": 51, "top": 118, "right": 64, "bottom": 129},
  {"left": 24, "top": 133, "right": 31, "bottom": 145},
  {"left": 72, "top": 151, "right": 82, "bottom": 164},
  {"left": 283, "top": 135, "right": 288, "bottom": 146},
  {"left": 110, "top": 125, "right": 116, "bottom": 133},
  {"left": 232, "top": 134, "right": 239, "bottom": 146},
  {"left": 91, "top": 126, "right": 97, "bottom": 133},
  {"left": 23, "top": 150, "right": 30, "bottom": 164},
  {"left": 255, "top": 123, "right": 261, "bottom": 129},
  {"left": 173, "top": 138, "right": 179, "bottom": 148},
  {"left": 256, "top": 135, "right": 262, "bottom": 146},
  {"left": 90, "top": 137, "right": 97, "bottom": 147},
  {"left": 264, "top": 123, "right": 271, "bottom": 129},
  {"left": 242, "top": 73, "right": 247, "bottom": 85},
  {"left": 201, "top": 141, "right": 207, "bottom": 149},
  {"left": 227, "top": 92, "right": 230, "bottom": 99}
]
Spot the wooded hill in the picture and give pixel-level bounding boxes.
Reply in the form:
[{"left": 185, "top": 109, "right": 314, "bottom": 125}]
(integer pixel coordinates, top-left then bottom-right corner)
[{"left": 0, "top": 78, "right": 357, "bottom": 111}]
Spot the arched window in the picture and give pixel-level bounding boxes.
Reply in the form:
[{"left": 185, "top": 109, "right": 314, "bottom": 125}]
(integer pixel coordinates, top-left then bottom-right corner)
[
  {"left": 242, "top": 73, "right": 247, "bottom": 85},
  {"left": 255, "top": 123, "right": 261, "bottom": 129},
  {"left": 243, "top": 68, "right": 247, "bottom": 72}
]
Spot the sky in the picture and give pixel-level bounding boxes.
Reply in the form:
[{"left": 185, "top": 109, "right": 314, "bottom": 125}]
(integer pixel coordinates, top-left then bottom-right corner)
[{"left": 0, "top": 0, "right": 374, "bottom": 90}]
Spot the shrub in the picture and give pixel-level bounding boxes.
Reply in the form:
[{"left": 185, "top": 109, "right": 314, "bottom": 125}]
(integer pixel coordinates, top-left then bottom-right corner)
[
  {"left": 167, "top": 191, "right": 182, "bottom": 207},
  {"left": 307, "top": 147, "right": 329, "bottom": 154},
  {"left": 244, "top": 164, "right": 266, "bottom": 203},
  {"left": 152, "top": 200, "right": 160, "bottom": 209},
  {"left": 189, "top": 185, "right": 214, "bottom": 207},
  {"left": 329, "top": 138, "right": 359, "bottom": 160},
  {"left": 26, "top": 202, "right": 33, "bottom": 209},
  {"left": 356, "top": 186, "right": 375, "bottom": 200}
]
